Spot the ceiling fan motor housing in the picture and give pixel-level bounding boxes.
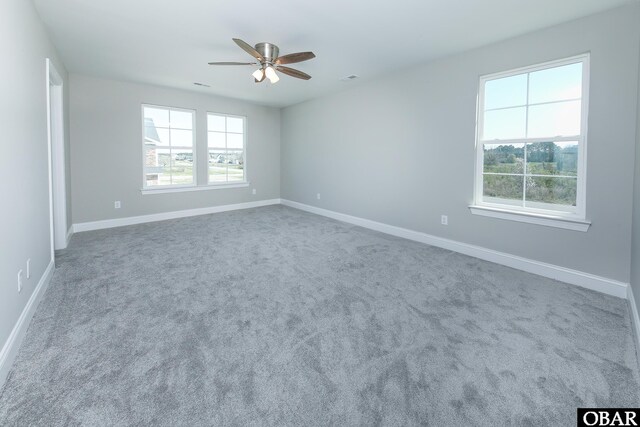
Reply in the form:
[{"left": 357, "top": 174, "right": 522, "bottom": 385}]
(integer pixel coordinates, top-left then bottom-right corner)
[{"left": 255, "top": 42, "right": 279, "bottom": 65}]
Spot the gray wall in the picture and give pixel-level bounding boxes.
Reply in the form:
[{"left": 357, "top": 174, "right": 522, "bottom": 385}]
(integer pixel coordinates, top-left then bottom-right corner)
[
  {"left": 69, "top": 75, "right": 281, "bottom": 223},
  {"left": 0, "top": 0, "right": 69, "bottom": 359},
  {"left": 632, "top": 39, "right": 640, "bottom": 311},
  {"left": 281, "top": 4, "right": 640, "bottom": 283}
]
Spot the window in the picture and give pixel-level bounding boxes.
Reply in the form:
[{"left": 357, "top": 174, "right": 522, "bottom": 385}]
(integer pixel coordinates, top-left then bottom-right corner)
[
  {"left": 207, "top": 113, "right": 246, "bottom": 184},
  {"left": 474, "top": 54, "right": 589, "bottom": 224},
  {"left": 142, "top": 105, "right": 195, "bottom": 188}
]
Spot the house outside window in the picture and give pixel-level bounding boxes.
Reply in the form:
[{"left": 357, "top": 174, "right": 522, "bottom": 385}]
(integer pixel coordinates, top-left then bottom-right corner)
[{"left": 472, "top": 54, "right": 590, "bottom": 229}]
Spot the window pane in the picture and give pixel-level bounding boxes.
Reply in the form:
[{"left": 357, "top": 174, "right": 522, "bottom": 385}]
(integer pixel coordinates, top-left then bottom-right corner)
[
  {"left": 171, "top": 129, "right": 193, "bottom": 147},
  {"left": 157, "top": 149, "right": 172, "bottom": 170},
  {"left": 174, "top": 151, "right": 193, "bottom": 163},
  {"left": 484, "top": 74, "right": 527, "bottom": 110},
  {"left": 483, "top": 107, "right": 526, "bottom": 140},
  {"left": 143, "top": 107, "right": 169, "bottom": 128},
  {"left": 209, "top": 166, "right": 228, "bottom": 182},
  {"left": 144, "top": 125, "right": 159, "bottom": 143},
  {"left": 144, "top": 147, "right": 164, "bottom": 173},
  {"left": 226, "top": 150, "right": 244, "bottom": 181},
  {"left": 145, "top": 148, "right": 171, "bottom": 186},
  {"left": 170, "top": 110, "right": 193, "bottom": 130},
  {"left": 527, "top": 100, "right": 581, "bottom": 138},
  {"left": 208, "top": 114, "right": 226, "bottom": 132},
  {"left": 145, "top": 173, "right": 160, "bottom": 187},
  {"left": 171, "top": 149, "right": 194, "bottom": 185},
  {"left": 227, "top": 117, "right": 244, "bottom": 133},
  {"left": 483, "top": 143, "right": 524, "bottom": 174},
  {"left": 171, "top": 167, "right": 194, "bottom": 185},
  {"left": 209, "top": 150, "right": 227, "bottom": 183},
  {"left": 228, "top": 164, "right": 244, "bottom": 181},
  {"left": 144, "top": 147, "right": 158, "bottom": 169},
  {"left": 554, "top": 141, "right": 578, "bottom": 176},
  {"left": 227, "top": 133, "right": 243, "bottom": 149},
  {"left": 526, "top": 141, "right": 578, "bottom": 177},
  {"left": 483, "top": 174, "right": 523, "bottom": 203},
  {"left": 225, "top": 150, "right": 243, "bottom": 163},
  {"left": 529, "top": 62, "right": 582, "bottom": 104},
  {"left": 209, "top": 150, "right": 227, "bottom": 164},
  {"left": 525, "top": 176, "right": 577, "bottom": 207},
  {"left": 226, "top": 151, "right": 244, "bottom": 174},
  {"left": 208, "top": 131, "right": 225, "bottom": 148},
  {"left": 145, "top": 127, "right": 170, "bottom": 146}
]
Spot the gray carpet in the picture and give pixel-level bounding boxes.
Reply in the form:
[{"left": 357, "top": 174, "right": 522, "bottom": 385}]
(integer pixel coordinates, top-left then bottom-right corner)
[{"left": 0, "top": 205, "right": 638, "bottom": 426}]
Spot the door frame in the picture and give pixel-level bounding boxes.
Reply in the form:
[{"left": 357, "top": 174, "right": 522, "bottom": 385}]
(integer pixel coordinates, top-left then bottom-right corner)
[{"left": 46, "top": 58, "right": 67, "bottom": 257}]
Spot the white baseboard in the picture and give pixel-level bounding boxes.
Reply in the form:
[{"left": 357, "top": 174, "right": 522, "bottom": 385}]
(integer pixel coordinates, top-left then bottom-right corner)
[
  {"left": 0, "top": 259, "right": 55, "bottom": 389},
  {"left": 73, "top": 199, "right": 282, "bottom": 233},
  {"left": 628, "top": 286, "right": 640, "bottom": 360},
  {"left": 281, "top": 199, "right": 628, "bottom": 299},
  {"left": 65, "top": 226, "right": 73, "bottom": 246}
]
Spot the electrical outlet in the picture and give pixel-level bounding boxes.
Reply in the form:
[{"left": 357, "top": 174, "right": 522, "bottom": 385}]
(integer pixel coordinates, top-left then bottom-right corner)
[
  {"left": 26, "top": 259, "right": 31, "bottom": 279},
  {"left": 114, "top": 201, "right": 121, "bottom": 209},
  {"left": 317, "top": 193, "right": 321, "bottom": 200},
  {"left": 252, "top": 188, "right": 256, "bottom": 195},
  {"left": 441, "top": 215, "right": 448, "bottom": 226},
  {"left": 18, "top": 269, "right": 23, "bottom": 293}
]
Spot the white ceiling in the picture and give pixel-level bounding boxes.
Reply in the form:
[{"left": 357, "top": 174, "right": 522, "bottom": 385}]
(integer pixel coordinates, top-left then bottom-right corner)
[{"left": 33, "top": 0, "right": 636, "bottom": 108}]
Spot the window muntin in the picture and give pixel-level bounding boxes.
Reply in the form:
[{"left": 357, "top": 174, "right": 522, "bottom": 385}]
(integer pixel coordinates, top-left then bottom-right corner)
[
  {"left": 207, "top": 113, "right": 246, "bottom": 184},
  {"left": 143, "top": 105, "right": 195, "bottom": 188},
  {"left": 475, "top": 55, "right": 588, "bottom": 218}
]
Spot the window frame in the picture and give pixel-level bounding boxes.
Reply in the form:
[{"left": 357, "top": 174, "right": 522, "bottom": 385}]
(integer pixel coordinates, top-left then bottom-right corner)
[
  {"left": 206, "top": 112, "right": 248, "bottom": 186},
  {"left": 472, "top": 54, "right": 590, "bottom": 226},
  {"left": 141, "top": 104, "right": 197, "bottom": 190}
]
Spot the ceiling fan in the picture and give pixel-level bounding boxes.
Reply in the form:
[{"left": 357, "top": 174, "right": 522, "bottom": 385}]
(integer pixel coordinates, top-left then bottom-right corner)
[{"left": 209, "top": 38, "right": 316, "bottom": 84}]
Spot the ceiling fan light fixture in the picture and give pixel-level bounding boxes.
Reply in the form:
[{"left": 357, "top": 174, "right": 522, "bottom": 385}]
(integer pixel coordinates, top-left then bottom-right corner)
[
  {"left": 265, "top": 66, "right": 279, "bottom": 84},
  {"left": 252, "top": 68, "right": 265, "bottom": 80}
]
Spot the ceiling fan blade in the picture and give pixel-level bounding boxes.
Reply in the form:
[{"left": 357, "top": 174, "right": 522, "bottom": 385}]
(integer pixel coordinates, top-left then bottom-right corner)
[
  {"left": 233, "top": 38, "right": 264, "bottom": 62},
  {"left": 275, "top": 52, "right": 316, "bottom": 65},
  {"left": 277, "top": 66, "right": 312, "bottom": 80},
  {"left": 208, "top": 62, "right": 257, "bottom": 65}
]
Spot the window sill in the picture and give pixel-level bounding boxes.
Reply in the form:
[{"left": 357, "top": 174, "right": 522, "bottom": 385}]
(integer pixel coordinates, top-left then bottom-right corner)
[
  {"left": 141, "top": 182, "right": 250, "bottom": 195},
  {"left": 468, "top": 205, "right": 590, "bottom": 232}
]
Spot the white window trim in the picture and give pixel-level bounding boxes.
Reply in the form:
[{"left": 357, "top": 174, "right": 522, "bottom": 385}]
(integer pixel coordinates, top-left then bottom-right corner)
[
  {"left": 471, "top": 53, "right": 590, "bottom": 230},
  {"left": 141, "top": 104, "right": 197, "bottom": 190},
  {"left": 206, "top": 111, "right": 248, "bottom": 186},
  {"left": 140, "top": 181, "right": 250, "bottom": 195},
  {"left": 468, "top": 205, "right": 590, "bottom": 231}
]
